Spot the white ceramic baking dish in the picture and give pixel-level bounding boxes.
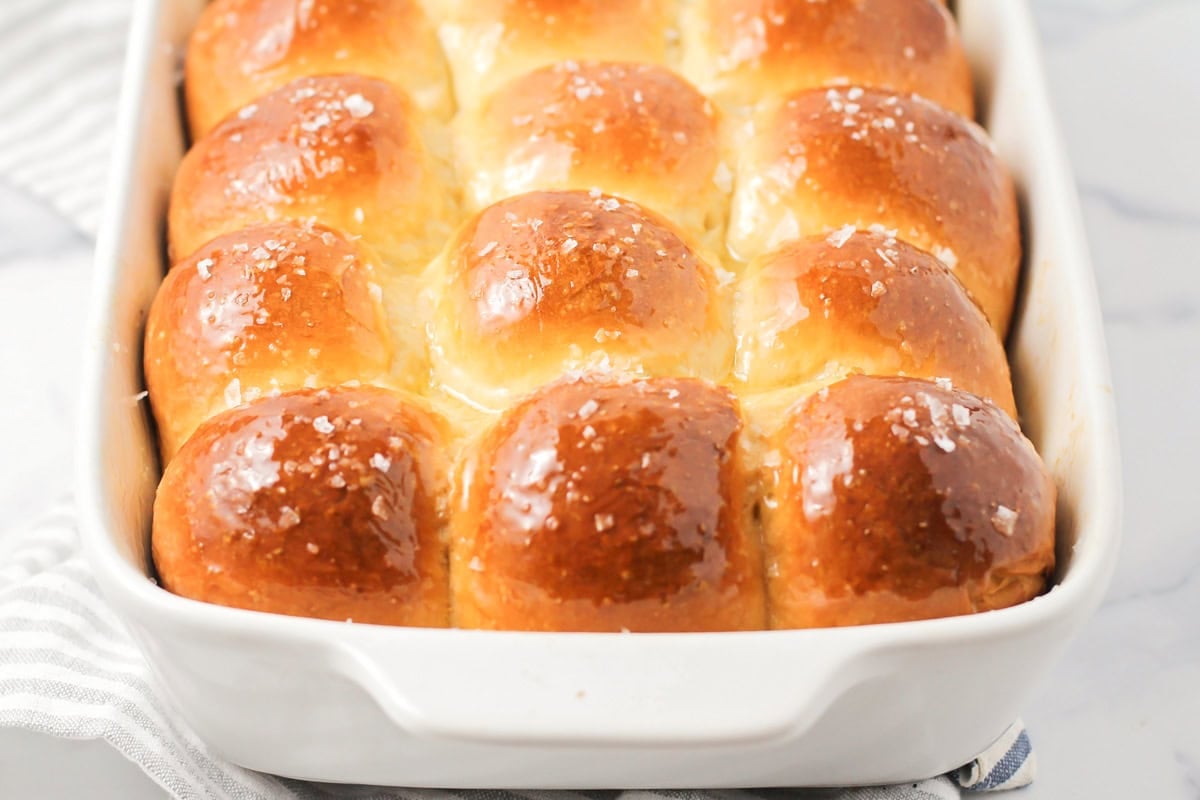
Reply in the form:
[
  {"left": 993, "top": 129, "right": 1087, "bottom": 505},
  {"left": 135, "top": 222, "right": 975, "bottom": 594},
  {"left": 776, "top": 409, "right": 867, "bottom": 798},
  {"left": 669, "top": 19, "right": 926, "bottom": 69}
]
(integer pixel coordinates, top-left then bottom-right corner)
[{"left": 78, "top": 0, "right": 1121, "bottom": 788}]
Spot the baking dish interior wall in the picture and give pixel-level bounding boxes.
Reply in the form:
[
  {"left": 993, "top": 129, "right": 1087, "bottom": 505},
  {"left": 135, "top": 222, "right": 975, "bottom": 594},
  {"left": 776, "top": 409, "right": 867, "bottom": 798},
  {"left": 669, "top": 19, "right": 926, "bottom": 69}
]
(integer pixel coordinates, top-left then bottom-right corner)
[{"left": 94, "top": 0, "right": 205, "bottom": 574}]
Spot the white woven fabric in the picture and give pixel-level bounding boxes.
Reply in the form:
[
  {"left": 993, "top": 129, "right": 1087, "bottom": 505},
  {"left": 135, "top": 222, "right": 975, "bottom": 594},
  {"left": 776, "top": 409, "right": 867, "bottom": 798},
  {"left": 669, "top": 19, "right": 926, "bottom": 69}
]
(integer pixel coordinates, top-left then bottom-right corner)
[{"left": 0, "top": 2, "right": 1037, "bottom": 797}]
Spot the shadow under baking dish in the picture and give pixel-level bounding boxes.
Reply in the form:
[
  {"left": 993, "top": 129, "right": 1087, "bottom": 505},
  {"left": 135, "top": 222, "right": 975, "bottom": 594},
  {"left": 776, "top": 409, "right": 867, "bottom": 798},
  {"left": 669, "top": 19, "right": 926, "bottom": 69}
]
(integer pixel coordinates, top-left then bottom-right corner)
[{"left": 77, "top": 0, "right": 1121, "bottom": 789}]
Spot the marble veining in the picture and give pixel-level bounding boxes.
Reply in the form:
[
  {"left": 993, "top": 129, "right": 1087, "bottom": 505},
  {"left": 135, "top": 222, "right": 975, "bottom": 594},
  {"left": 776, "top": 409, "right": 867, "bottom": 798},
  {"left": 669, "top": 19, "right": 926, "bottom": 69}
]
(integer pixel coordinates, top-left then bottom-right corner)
[{"left": 0, "top": 0, "right": 1198, "bottom": 797}]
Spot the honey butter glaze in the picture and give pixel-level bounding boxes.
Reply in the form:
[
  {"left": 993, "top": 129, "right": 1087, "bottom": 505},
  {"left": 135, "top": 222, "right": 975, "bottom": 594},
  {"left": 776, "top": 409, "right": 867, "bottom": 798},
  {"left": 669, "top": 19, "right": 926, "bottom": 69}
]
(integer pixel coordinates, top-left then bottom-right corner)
[
  {"left": 682, "top": 0, "right": 972, "bottom": 116},
  {"left": 153, "top": 386, "right": 451, "bottom": 626},
  {"left": 764, "top": 375, "right": 1056, "bottom": 629},
  {"left": 429, "top": 190, "right": 733, "bottom": 410},
  {"left": 145, "top": 221, "right": 396, "bottom": 462},
  {"left": 734, "top": 229, "right": 1017, "bottom": 418},
  {"left": 185, "top": 0, "right": 453, "bottom": 137},
  {"left": 457, "top": 61, "right": 726, "bottom": 240},
  {"left": 729, "top": 86, "right": 1020, "bottom": 335},
  {"left": 432, "top": 0, "right": 678, "bottom": 111},
  {"left": 169, "top": 74, "right": 457, "bottom": 271},
  {"left": 451, "top": 376, "right": 766, "bottom": 632}
]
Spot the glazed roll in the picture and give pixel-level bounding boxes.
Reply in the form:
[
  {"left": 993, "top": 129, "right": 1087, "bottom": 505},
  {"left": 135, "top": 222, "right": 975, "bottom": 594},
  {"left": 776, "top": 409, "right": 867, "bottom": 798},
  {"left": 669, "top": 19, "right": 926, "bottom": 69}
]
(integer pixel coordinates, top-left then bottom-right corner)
[
  {"left": 680, "top": 0, "right": 972, "bottom": 115},
  {"left": 763, "top": 375, "right": 1056, "bottom": 628},
  {"left": 169, "top": 74, "right": 457, "bottom": 271},
  {"left": 145, "top": 221, "right": 401, "bottom": 462},
  {"left": 451, "top": 376, "right": 766, "bottom": 632},
  {"left": 153, "top": 386, "right": 451, "bottom": 626},
  {"left": 427, "top": 0, "right": 679, "bottom": 110},
  {"left": 185, "top": 0, "right": 453, "bottom": 138},
  {"left": 728, "top": 87, "right": 1020, "bottom": 334},
  {"left": 454, "top": 60, "right": 728, "bottom": 244},
  {"left": 734, "top": 229, "right": 1016, "bottom": 418},
  {"left": 428, "top": 190, "right": 733, "bottom": 410}
]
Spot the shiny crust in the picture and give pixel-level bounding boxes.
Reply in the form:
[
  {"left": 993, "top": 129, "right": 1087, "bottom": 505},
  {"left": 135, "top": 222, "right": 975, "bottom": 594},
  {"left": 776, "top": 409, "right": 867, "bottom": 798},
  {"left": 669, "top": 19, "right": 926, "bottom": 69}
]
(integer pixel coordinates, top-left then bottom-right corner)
[
  {"left": 729, "top": 87, "right": 1020, "bottom": 334},
  {"left": 456, "top": 61, "right": 726, "bottom": 239},
  {"left": 764, "top": 375, "right": 1055, "bottom": 628},
  {"left": 430, "top": 190, "right": 733, "bottom": 409},
  {"left": 452, "top": 376, "right": 766, "bottom": 631},
  {"left": 185, "top": 0, "right": 452, "bottom": 138},
  {"left": 152, "top": 387, "right": 451, "bottom": 626},
  {"left": 429, "top": 0, "right": 675, "bottom": 110},
  {"left": 681, "top": 0, "right": 972, "bottom": 115},
  {"left": 734, "top": 230, "right": 1016, "bottom": 417},
  {"left": 169, "top": 74, "right": 456, "bottom": 270},
  {"left": 145, "top": 221, "right": 397, "bottom": 462}
]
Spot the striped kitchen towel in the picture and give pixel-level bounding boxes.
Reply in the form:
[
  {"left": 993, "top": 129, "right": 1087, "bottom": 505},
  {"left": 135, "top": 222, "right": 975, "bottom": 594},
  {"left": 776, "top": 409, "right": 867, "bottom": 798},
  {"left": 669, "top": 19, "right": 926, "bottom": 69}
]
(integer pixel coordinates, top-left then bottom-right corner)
[
  {"left": 0, "top": 0, "right": 1035, "bottom": 797},
  {"left": 0, "top": 508, "right": 1036, "bottom": 800}
]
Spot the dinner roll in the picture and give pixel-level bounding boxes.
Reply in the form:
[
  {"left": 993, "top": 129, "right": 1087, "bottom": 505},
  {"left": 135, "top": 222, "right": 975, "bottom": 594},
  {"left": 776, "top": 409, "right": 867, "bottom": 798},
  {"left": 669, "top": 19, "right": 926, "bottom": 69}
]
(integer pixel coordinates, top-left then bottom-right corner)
[
  {"left": 680, "top": 0, "right": 972, "bottom": 116},
  {"left": 764, "top": 375, "right": 1056, "bottom": 629},
  {"left": 185, "top": 0, "right": 452, "bottom": 138},
  {"left": 728, "top": 87, "right": 1020, "bottom": 334},
  {"left": 734, "top": 229, "right": 1016, "bottom": 418},
  {"left": 452, "top": 376, "right": 765, "bottom": 632},
  {"left": 169, "top": 75, "right": 456, "bottom": 271},
  {"left": 144, "top": 221, "right": 405, "bottom": 462},
  {"left": 153, "top": 386, "right": 451, "bottom": 626},
  {"left": 429, "top": 190, "right": 733, "bottom": 410},
  {"left": 455, "top": 60, "right": 729, "bottom": 243},
  {"left": 428, "top": 0, "right": 678, "bottom": 110}
]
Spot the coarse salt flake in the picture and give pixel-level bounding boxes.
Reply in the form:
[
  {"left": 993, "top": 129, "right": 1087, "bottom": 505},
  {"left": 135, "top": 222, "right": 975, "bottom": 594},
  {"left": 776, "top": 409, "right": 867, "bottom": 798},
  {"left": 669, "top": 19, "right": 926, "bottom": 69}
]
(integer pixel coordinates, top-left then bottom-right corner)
[
  {"left": 342, "top": 93, "right": 374, "bottom": 118},
  {"left": 826, "top": 224, "right": 856, "bottom": 248},
  {"left": 371, "top": 495, "right": 389, "bottom": 520},
  {"left": 952, "top": 403, "right": 971, "bottom": 427},
  {"left": 577, "top": 399, "right": 599, "bottom": 419},
  {"left": 991, "top": 505, "right": 1018, "bottom": 536}
]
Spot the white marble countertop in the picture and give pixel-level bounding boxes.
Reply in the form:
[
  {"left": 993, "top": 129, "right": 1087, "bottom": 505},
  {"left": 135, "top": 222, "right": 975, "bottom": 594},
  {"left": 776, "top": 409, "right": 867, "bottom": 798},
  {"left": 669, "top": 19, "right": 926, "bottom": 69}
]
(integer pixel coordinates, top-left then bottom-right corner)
[{"left": 1, "top": 1, "right": 1198, "bottom": 797}]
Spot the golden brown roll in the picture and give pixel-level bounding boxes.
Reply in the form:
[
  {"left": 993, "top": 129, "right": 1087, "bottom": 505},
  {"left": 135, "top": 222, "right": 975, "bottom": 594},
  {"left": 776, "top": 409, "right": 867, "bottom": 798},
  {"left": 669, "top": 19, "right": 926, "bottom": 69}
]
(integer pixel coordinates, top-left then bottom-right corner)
[
  {"left": 168, "top": 74, "right": 456, "bottom": 270},
  {"left": 428, "top": 190, "right": 733, "bottom": 410},
  {"left": 153, "top": 386, "right": 451, "bottom": 626},
  {"left": 428, "top": 0, "right": 678, "bottom": 110},
  {"left": 452, "top": 376, "right": 766, "bottom": 632},
  {"left": 144, "top": 221, "right": 403, "bottom": 463},
  {"left": 763, "top": 375, "right": 1055, "bottom": 629},
  {"left": 454, "top": 61, "right": 728, "bottom": 243},
  {"left": 734, "top": 229, "right": 1016, "bottom": 418},
  {"left": 185, "top": 0, "right": 453, "bottom": 138},
  {"left": 728, "top": 87, "right": 1020, "bottom": 334},
  {"left": 680, "top": 0, "right": 972, "bottom": 116}
]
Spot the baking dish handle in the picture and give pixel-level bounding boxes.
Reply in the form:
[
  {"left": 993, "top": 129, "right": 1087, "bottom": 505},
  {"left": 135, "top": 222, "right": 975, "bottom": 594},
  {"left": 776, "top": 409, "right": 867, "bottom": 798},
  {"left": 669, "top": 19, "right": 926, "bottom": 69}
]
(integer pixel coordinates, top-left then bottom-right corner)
[{"left": 332, "top": 632, "right": 874, "bottom": 746}]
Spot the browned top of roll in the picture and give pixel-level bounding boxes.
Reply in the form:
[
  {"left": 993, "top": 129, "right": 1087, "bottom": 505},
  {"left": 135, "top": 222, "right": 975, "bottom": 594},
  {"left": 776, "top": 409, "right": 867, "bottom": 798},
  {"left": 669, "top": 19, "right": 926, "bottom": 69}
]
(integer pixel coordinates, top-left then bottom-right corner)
[
  {"left": 169, "top": 74, "right": 454, "bottom": 270},
  {"left": 430, "top": 190, "right": 732, "bottom": 407},
  {"left": 152, "top": 386, "right": 450, "bottom": 626},
  {"left": 458, "top": 61, "right": 724, "bottom": 236},
  {"left": 730, "top": 86, "right": 1020, "bottom": 334},
  {"left": 451, "top": 376, "right": 765, "bottom": 631},
  {"left": 765, "top": 375, "right": 1055, "bottom": 628},
  {"left": 437, "top": 0, "right": 676, "bottom": 110},
  {"left": 144, "top": 221, "right": 395, "bottom": 462},
  {"left": 735, "top": 229, "right": 1015, "bottom": 418},
  {"left": 685, "top": 0, "right": 972, "bottom": 115},
  {"left": 185, "top": 0, "right": 452, "bottom": 137}
]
